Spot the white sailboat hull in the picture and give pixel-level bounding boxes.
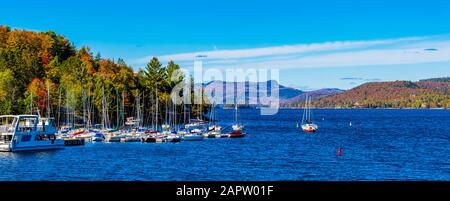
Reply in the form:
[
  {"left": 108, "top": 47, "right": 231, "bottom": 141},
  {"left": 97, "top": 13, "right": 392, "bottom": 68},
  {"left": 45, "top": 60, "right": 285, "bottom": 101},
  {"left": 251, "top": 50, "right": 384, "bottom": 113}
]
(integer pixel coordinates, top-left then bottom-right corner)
[{"left": 301, "top": 124, "right": 318, "bottom": 132}]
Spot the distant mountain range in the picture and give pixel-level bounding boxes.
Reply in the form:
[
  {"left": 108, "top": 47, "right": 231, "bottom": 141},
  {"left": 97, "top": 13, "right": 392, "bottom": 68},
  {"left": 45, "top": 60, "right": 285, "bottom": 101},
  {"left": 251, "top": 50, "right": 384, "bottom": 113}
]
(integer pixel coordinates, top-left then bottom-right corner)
[
  {"left": 199, "top": 77, "right": 450, "bottom": 109},
  {"left": 313, "top": 77, "right": 450, "bottom": 108},
  {"left": 199, "top": 80, "right": 344, "bottom": 106}
]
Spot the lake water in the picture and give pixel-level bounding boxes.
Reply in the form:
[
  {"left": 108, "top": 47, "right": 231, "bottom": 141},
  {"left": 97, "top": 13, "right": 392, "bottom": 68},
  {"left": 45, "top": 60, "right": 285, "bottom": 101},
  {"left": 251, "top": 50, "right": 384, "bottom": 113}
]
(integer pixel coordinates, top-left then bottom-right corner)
[{"left": 0, "top": 109, "right": 449, "bottom": 181}]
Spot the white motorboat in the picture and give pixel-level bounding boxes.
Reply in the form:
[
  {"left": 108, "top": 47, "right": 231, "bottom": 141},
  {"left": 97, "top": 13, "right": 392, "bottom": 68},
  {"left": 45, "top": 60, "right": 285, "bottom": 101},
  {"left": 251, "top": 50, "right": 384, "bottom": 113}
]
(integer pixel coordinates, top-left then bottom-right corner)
[
  {"left": 0, "top": 115, "right": 64, "bottom": 152},
  {"left": 165, "top": 133, "right": 182, "bottom": 142},
  {"left": 178, "top": 130, "right": 203, "bottom": 141}
]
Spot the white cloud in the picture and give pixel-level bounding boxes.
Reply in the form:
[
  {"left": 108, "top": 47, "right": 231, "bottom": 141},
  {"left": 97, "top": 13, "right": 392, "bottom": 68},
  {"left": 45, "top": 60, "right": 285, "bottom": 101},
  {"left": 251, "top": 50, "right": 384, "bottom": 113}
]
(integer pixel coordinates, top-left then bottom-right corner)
[{"left": 132, "top": 35, "right": 450, "bottom": 69}]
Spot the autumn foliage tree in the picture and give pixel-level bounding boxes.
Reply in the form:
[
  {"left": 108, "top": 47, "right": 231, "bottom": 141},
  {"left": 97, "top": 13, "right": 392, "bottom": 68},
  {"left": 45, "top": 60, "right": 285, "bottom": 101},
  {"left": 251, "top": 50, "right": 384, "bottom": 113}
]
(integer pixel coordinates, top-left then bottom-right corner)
[
  {"left": 25, "top": 78, "right": 47, "bottom": 114},
  {"left": 0, "top": 24, "right": 205, "bottom": 128}
]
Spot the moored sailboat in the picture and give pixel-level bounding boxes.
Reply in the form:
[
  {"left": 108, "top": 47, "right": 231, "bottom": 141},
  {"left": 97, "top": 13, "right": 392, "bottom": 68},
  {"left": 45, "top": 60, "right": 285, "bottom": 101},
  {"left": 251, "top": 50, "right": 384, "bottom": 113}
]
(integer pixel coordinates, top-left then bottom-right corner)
[
  {"left": 229, "top": 104, "right": 245, "bottom": 138},
  {"left": 301, "top": 94, "right": 318, "bottom": 133},
  {"left": 205, "top": 103, "right": 222, "bottom": 138}
]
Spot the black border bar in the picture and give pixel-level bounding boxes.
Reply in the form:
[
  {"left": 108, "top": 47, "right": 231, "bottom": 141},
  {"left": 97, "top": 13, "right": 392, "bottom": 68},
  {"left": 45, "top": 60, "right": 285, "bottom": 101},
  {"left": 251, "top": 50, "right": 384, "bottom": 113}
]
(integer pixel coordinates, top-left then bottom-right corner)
[{"left": 1, "top": 181, "right": 448, "bottom": 200}]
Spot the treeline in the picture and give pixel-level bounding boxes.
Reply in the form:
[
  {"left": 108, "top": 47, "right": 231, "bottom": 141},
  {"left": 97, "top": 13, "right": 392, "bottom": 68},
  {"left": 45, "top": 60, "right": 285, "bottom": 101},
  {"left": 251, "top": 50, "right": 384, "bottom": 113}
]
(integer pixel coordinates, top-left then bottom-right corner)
[
  {"left": 313, "top": 81, "right": 450, "bottom": 108},
  {"left": 0, "top": 25, "right": 207, "bottom": 127}
]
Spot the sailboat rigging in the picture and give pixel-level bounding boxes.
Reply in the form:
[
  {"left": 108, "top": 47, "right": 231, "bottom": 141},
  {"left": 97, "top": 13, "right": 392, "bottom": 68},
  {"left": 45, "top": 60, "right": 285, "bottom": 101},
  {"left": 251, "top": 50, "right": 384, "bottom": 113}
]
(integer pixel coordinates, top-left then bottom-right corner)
[{"left": 301, "top": 94, "right": 318, "bottom": 133}]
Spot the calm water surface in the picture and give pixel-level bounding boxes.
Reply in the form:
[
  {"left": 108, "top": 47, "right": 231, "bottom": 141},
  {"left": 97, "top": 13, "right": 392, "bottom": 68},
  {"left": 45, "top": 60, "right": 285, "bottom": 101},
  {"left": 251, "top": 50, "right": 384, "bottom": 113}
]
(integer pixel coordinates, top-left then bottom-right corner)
[{"left": 0, "top": 109, "right": 449, "bottom": 181}]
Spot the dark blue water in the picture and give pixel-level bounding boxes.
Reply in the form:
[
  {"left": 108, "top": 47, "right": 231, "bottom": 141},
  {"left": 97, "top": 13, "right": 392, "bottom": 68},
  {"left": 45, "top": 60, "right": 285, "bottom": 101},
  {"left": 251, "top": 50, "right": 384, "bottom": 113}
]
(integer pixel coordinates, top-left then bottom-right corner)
[{"left": 0, "top": 109, "right": 449, "bottom": 181}]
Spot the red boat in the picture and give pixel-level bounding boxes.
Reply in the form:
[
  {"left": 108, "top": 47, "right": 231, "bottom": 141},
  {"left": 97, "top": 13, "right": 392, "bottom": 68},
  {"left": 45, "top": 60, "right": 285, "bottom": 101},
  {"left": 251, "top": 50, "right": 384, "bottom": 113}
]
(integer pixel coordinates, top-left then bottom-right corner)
[
  {"left": 228, "top": 103, "right": 246, "bottom": 138},
  {"left": 302, "top": 125, "right": 317, "bottom": 133},
  {"left": 229, "top": 130, "right": 245, "bottom": 138},
  {"left": 71, "top": 129, "right": 85, "bottom": 136}
]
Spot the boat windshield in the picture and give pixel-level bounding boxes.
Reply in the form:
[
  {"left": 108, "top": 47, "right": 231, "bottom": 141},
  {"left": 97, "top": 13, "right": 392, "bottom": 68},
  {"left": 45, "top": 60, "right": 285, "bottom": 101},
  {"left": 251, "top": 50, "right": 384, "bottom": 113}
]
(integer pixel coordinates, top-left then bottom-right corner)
[{"left": 16, "top": 117, "right": 38, "bottom": 133}]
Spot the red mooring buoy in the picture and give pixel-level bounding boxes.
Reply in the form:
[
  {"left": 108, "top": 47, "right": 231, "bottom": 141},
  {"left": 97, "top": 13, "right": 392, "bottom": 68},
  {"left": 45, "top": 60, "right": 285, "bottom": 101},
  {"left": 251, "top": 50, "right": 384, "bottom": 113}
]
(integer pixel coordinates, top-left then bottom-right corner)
[{"left": 338, "top": 147, "right": 342, "bottom": 157}]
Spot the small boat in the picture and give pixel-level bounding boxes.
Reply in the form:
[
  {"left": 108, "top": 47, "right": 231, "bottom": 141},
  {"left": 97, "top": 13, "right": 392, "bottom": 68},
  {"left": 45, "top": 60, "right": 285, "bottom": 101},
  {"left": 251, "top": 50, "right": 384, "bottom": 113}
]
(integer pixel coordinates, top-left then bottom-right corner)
[
  {"left": 0, "top": 115, "right": 64, "bottom": 152},
  {"left": 301, "top": 94, "right": 318, "bottom": 133},
  {"left": 205, "top": 104, "right": 222, "bottom": 138},
  {"left": 60, "top": 126, "right": 70, "bottom": 134},
  {"left": 91, "top": 133, "right": 105, "bottom": 142},
  {"left": 229, "top": 104, "right": 245, "bottom": 138},
  {"left": 229, "top": 125, "right": 245, "bottom": 138},
  {"left": 142, "top": 134, "right": 165, "bottom": 143},
  {"left": 178, "top": 130, "right": 203, "bottom": 141},
  {"left": 165, "top": 134, "right": 182, "bottom": 143},
  {"left": 301, "top": 124, "right": 318, "bottom": 133}
]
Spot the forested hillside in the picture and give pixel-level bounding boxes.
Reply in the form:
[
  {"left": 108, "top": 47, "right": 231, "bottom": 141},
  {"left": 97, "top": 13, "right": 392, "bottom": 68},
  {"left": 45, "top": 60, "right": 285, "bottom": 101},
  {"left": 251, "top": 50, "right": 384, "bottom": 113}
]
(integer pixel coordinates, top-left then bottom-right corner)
[
  {"left": 314, "top": 80, "right": 450, "bottom": 108},
  {"left": 0, "top": 25, "right": 206, "bottom": 127}
]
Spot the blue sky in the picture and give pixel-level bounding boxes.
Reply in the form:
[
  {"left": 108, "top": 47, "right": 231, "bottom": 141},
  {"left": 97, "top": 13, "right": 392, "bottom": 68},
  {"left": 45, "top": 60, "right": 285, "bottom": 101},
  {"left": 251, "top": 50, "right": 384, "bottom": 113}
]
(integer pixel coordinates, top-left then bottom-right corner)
[{"left": 1, "top": 0, "right": 450, "bottom": 90}]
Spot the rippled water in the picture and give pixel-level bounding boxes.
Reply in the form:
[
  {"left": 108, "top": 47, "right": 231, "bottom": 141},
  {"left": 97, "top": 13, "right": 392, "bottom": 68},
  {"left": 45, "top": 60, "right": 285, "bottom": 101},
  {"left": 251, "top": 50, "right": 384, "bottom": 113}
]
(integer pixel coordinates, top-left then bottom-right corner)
[{"left": 0, "top": 109, "right": 449, "bottom": 181}]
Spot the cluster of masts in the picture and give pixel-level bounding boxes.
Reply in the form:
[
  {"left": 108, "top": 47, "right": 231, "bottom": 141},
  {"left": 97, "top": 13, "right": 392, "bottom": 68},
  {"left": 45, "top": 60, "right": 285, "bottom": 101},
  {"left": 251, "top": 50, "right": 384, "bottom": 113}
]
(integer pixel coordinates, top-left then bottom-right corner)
[
  {"left": 22, "top": 80, "right": 248, "bottom": 144},
  {"left": 58, "top": 101, "right": 246, "bottom": 143},
  {"left": 25, "top": 85, "right": 319, "bottom": 145}
]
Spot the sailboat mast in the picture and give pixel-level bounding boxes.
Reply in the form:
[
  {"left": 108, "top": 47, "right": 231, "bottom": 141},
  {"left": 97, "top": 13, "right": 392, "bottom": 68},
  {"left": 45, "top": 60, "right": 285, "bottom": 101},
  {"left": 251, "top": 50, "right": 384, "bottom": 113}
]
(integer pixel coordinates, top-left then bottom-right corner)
[
  {"left": 306, "top": 95, "right": 309, "bottom": 123},
  {"left": 302, "top": 94, "right": 307, "bottom": 124},
  {"left": 101, "top": 86, "right": 105, "bottom": 130},
  {"left": 66, "top": 90, "right": 69, "bottom": 126},
  {"left": 29, "top": 91, "right": 33, "bottom": 115},
  {"left": 165, "top": 98, "right": 168, "bottom": 127},
  {"left": 155, "top": 85, "right": 158, "bottom": 131},
  {"left": 57, "top": 88, "right": 61, "bottom": 128},
  {"left": 235, "top": 102, "right": 238, "bottom": 123},
  {"left": 71, "top": 91, "right": 75, "bottom": 127},
  {"left": 143, "top": 92, "right": 145, "bottom": 127},
  {"left": 310, "top": 96, "right": 312, "bottom": 123},
  {"left": 47, "top": 82, "right": 51, "bottom": 118},
  {"left": 122, "top": 91, "right": 125, "bottom": 128},
  {"left": 308, "top": 96, "right": 312, "bottom": 123},
  {"left": 116, "top": 89, "right": 119, "bottom": 128},
  {"left": 141, "top": 91, "right": 145, "bottom": 127},
  {"left": 136, "top": 91, "right": 141, "bottom": 127},
  {"left": 82, "top": 89, "right": 85, "bottom": 127},
  {"left": 183, "top": 103, "right": 186, "bottom": 124},
  {"left": 173, "top": 101, "right": 176, "bottom": 131}
]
